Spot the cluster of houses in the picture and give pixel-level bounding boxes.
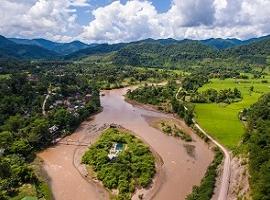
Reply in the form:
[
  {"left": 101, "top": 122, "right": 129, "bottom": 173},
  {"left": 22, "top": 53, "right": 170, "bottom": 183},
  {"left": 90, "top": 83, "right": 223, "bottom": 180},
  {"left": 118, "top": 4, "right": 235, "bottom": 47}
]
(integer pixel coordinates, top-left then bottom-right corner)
[
  {"left": 49, "top": 92, "right": 92, "bottom": 113},
  {"left": 47, "top": 92, "right": 92, "bottom": 136}
]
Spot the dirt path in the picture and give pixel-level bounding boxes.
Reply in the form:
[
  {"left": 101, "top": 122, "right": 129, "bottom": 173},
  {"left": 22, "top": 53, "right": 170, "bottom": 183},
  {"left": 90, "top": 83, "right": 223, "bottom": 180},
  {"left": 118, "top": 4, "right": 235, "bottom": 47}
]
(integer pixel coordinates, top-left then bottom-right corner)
[
  {"left": 42, "top": 89, "right": 50, "bottom": 116},
  {"left": 176, "top": 86, "right": 231, "bottom": 200}
]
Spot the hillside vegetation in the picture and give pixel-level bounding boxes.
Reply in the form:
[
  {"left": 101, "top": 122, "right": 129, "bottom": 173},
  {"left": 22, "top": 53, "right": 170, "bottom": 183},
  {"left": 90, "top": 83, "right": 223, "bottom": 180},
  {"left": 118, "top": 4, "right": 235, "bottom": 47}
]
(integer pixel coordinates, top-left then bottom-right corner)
[{"left": 244, "top": 93, "right": 270, "bottom": 200}]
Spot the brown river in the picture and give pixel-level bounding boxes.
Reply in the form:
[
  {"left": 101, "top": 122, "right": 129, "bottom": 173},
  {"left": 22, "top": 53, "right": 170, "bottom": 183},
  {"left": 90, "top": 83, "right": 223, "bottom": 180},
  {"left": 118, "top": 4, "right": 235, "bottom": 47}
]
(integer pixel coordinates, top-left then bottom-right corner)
[{"left": 38, "top": 87, "right": 214, "bottom": 200}]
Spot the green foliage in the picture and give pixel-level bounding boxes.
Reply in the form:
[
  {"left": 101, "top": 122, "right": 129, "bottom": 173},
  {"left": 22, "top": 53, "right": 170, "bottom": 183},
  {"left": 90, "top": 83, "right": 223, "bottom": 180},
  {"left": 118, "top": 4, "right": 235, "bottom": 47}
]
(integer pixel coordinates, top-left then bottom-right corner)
[
  {"left": 0, "top": 71, "right": 101, "bottom": 199},
  {"left": 0, "top": 155, "right": 35, "bottom": 199},
  {"left": 194, "top": 76, "right": 270, "bottom": 148},
  {"left": 160, "top": 123, "right": 192, "bottom": 142},
  {"left": 171, "top": 97, "right": 194, "bottom": 125},
  {"left": 113, "top": 40, "right": 216, "bottom": 67},
  {"left": 186, "top": 149, "right": 223, "bottom": 200},
  {"left": 127, "top": 81, "right": 194, "bottom": 125},
  {"left": 190, "top": 88, "right": 242, "bottom": 104},
  {"left": 243, "top": 93, "right": 270, "bottom": 200},
  {"left": 127, "top": 83, "right": 177, "bottom": 105},
  {"left": 82, "top": 128, "right": 155, "bottom": 200},
  {"left": 182, "top": 74, "right": 209, "bottom": 92}
]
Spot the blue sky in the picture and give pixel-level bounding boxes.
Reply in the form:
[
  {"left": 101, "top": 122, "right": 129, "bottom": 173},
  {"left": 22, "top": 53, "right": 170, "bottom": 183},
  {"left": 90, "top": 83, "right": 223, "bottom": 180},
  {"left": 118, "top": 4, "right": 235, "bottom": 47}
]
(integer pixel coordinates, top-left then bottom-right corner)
[{"left": 0, "top": 0, "right": 269, "bottom": 43}]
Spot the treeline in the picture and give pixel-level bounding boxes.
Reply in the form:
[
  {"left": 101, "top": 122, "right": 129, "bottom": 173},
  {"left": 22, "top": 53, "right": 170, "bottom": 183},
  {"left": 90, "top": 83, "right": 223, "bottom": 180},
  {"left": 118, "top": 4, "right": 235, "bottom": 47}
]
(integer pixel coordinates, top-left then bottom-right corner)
[
  {"left": 0, "top": 73, "right": 100, "bottom": 199},
  {"left": 190, "top": 88, "right": 242, "bottom": 104},
  {"left": 126, "top": 81, "right": 178, "bottom": 105},
  {"left": 243, "top": 93, "right": 270, "bottom": 200},
  {"left": 171, "top": 97, "right": 194, "bottom": 125},
  {"left": 82, "top": 128, "right": 155, "bottom": 200},
  {"left": 126, "top": 82, "right": 194, "bottom": 125},
  {"left": 182, "top": 74, "right": 209, "bottom": 92},
  {"left": 41, "top": 63, "right": 181, "bottom": 90}
]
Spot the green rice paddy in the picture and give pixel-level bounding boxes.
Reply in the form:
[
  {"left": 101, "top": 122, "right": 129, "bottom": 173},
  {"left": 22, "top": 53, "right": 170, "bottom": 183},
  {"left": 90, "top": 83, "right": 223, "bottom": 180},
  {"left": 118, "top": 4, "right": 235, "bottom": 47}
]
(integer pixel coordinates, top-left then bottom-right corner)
[{"left": 194, "top": 75, "right": 270, "bottom": 148}]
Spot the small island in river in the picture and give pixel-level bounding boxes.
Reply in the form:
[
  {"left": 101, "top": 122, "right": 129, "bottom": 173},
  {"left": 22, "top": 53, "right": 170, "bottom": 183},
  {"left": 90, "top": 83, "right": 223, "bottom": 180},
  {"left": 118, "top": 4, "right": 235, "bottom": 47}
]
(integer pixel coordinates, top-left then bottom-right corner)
[{"left": 82, "top": 127, "right": 156, "bottom": 200}]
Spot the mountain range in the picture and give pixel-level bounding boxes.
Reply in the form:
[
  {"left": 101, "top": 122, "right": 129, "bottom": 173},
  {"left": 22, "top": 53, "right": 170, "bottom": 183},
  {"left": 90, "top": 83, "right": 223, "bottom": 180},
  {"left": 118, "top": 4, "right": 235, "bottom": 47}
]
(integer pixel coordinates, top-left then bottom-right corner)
[{"left": 0, "top": 34, "right": 269, "bottom": 60}]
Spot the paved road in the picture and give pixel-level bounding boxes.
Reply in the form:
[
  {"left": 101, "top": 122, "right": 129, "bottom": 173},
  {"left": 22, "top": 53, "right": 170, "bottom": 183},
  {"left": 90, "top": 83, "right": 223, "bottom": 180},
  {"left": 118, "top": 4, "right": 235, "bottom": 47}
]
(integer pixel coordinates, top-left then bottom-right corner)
[{"left": 176, "top": 87, "right": 230, "bottom": 200}]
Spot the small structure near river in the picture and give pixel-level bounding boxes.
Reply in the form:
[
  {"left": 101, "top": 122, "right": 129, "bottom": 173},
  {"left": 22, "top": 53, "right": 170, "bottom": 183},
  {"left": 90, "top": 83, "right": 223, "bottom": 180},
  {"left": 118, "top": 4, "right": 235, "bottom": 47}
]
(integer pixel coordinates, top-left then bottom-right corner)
[{"left": 108, "top": 143, "right": 124, "bottom": 160}]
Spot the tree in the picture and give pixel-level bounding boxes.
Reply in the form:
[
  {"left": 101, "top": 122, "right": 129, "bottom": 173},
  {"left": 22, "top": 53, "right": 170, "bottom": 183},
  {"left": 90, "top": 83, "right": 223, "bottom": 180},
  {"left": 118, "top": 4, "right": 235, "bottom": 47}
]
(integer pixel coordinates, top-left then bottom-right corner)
[
  {"left": 0, "top": 131, "right": 13, "bottom": 149},
  {"left": 26, "top": 118, "right": 50, "bottom": 147},
  {"left": 9, "top": 139, "right": 32, "bottom": 157},
  {"left": 2, "top": 115, "right": 24, "bottom": 133}
]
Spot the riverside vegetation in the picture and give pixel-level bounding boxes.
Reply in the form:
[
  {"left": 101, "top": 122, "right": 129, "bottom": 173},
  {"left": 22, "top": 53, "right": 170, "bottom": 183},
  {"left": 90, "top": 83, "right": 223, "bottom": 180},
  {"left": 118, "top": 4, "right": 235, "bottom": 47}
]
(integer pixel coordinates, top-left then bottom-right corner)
[
  {"left": 82, "top": 128, "right": 155, "bottom": 200},
  {"left": 0, "top": 34, "right": 270, "bottom": 199},
  {"left": 126, "top": 66, "right": 270, "bottom": 199},
  {"left": 160, "top": 121, "right": 192, "bottom": 142},
  {"left": 0, "top": 73, "right": 101, "bottom": 199},
  {"left": 242, "top": 93, "right": 270, "bottom": 200}
]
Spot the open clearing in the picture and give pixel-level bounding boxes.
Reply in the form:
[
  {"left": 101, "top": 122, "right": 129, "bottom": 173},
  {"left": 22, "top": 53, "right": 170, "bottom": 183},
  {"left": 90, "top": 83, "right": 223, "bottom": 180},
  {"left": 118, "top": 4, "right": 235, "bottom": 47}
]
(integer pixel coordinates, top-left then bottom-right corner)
[{"left": 194, "top": 75, "right": 270, "bottom": 148}]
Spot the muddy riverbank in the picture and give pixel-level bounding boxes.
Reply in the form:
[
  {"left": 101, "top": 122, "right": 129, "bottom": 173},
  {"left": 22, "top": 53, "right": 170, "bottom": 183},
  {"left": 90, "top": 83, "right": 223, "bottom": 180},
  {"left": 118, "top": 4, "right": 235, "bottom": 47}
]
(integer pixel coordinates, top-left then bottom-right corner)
[{"left": 38, "top": 87, "right": 214, "bottom": 200}]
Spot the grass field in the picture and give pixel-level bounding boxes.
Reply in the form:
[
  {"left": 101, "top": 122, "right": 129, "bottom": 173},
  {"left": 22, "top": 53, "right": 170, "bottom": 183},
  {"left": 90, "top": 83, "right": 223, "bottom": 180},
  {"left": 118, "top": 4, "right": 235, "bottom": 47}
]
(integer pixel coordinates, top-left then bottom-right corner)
[{"left": 194, "top": 75, "right": 270, "bottom": 149}]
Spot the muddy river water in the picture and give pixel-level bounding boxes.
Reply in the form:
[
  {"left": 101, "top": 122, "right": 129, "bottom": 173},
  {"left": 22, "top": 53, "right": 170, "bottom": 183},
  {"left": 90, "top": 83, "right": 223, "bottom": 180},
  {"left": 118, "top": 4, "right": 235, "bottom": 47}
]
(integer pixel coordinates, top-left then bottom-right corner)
[{"left": 38, "top": 87, "right": 214, "bottom": 200}]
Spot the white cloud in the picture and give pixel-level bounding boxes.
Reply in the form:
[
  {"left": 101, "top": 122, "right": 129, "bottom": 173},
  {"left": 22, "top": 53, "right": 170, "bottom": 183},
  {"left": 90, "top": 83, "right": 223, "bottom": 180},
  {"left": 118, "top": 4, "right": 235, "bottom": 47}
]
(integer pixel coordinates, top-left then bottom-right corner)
[
  {"left": 71, "top": 0, "right": 90, "bottom": 7},
  {"left": 166, "top": 0, "right": 216, "bottom": 27},
  {"left": 80, "top": 0, "right": 270, "bottom": 43},
  {"left": 80, "top": 1, "right": 163, "bottom": 43},
  {"left": 0, "top": 0, "right": 269, "bottom": 42},
  {"left": 0, "top": 0, "right": 89, "bottom": 42}
]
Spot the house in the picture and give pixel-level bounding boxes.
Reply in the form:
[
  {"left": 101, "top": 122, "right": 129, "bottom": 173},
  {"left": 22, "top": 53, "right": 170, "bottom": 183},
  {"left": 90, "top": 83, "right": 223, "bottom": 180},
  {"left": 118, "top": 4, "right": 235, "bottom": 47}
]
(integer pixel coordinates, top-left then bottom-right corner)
[
  {"left": 49, "top": 125, "right": 59, "bottom": 134},
  {"left": 108, "top": 143, "right": 124, "bottom": 160}
]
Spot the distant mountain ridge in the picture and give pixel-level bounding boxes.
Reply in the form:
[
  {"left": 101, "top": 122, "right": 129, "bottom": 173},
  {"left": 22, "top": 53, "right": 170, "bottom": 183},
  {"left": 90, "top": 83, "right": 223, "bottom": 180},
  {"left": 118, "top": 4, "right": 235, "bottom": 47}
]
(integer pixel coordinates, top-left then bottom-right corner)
[
  {"left": 0, "top": 34, "right": 269, "bottom": 60},
  {"left": 0, "top": 35, "right": 59, "bottom": 59},
  {"left": 9, "top": 38, "right": 90, "bottom": 55}
]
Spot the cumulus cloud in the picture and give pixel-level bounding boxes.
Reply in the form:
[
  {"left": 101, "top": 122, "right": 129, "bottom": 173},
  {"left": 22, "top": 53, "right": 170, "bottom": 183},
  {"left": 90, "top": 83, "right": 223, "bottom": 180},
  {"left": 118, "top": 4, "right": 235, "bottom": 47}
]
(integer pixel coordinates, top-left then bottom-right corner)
[
  {"left": 80, "top": 1, "right": 164, "bottom": 43},
  {"left": 80, "top": 0, "right": 270, "bottom": 43},
  {"left": 166, "top": 0, "right": 216, "bottom": 27},
  {"left": 0, "top": 0, "right": 269, "bottom": 42},
  {"left": 0, "top": 0, "right": 89, "bottom": 42}
]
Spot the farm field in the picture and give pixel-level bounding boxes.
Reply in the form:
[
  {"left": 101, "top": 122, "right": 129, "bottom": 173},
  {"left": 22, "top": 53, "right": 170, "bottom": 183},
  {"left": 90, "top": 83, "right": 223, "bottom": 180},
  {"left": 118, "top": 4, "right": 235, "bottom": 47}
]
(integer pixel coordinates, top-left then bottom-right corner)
[{"left": 194, "top": 75, "right": 270, "bottom": 148}]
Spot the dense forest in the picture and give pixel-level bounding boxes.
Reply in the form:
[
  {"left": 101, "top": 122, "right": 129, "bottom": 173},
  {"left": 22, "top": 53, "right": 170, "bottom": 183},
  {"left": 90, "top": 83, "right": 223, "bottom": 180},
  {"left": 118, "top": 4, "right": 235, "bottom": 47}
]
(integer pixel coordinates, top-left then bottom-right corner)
[
  {"left": 190, "top": 88, "right": 242, "bottom": 104},
  {"left": 243, "top": 93, "right": 270, "bottom": 200},
  {"left": 0, "top": 72, "right": 100, "bottom": 199},
  {"left": 126, "top": 81, "right": 178, "bottom": 106}
]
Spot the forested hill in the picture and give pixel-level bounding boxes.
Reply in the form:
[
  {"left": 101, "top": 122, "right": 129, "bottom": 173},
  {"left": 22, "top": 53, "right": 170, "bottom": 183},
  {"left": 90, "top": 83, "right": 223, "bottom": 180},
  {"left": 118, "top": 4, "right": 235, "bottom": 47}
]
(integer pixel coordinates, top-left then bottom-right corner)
[
  {"left": 65, "top": 43, "right": 127, "bottom": 60},
  {"left": 112, "top": 40, "right": 216, "bottom": 67},
  {"left": 201, "top": 38, "right": 243, "bottom": 49},
  {"left": 223, "top": 36, "right": 270, "bottom": 57},
  {"left": 0, "top": 36, "right": 59, "bottom": 60},
  {"left": 110, "top": 37, "right": 270, "bottom": 67},
  {"left": 244, "top": 93, "right": 270, "bottom": 199},
  {"left": 65, "top": 36, "right": 270, "bottom": 61},
  {"left": 9, "top": 38, "right": 90, "bottom": 55},
  {"left": 0, "top": 34, "right": 270, "bottom": 62}
]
